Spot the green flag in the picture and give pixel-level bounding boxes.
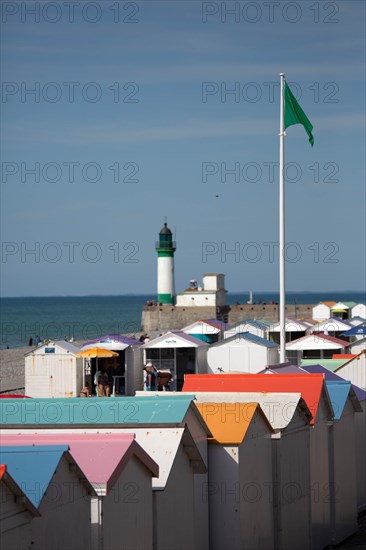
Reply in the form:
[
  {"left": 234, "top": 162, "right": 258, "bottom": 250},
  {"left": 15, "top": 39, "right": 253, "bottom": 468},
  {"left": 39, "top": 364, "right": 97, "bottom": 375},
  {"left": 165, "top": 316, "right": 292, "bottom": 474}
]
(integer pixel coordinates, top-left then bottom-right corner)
[{"left": 284, "top": 82, "right": 314, "bottom": 146}]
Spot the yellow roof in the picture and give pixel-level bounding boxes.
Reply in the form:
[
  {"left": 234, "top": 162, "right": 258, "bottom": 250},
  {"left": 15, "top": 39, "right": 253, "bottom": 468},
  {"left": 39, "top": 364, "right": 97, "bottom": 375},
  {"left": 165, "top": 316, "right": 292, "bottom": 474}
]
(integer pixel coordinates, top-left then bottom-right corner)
[{"left": 194, "top": 402, "right": 269, "bottom": 444}]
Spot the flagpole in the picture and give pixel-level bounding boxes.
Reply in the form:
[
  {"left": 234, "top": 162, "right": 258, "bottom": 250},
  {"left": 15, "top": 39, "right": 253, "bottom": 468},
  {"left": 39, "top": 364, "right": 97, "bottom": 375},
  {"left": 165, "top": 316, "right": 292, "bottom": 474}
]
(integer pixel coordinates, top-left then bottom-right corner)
[{"left": 279, "top": 73, "right": 286, "bottom": 363}]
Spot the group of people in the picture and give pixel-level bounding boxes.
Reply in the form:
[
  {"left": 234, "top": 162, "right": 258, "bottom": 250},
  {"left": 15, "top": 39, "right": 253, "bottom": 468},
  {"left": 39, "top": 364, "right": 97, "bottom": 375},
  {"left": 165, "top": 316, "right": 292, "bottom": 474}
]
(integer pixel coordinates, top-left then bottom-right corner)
[
  {"left": 144, "top": 362, "right": 173, "bottom": 391},
  {"left": 79, "top": 362, "right": 176, "bottom": 396},
  {"left": 79, "top": 369, "right": 113, "bottom": 398},
  {"left": 28, "top": 335, "right": 75, "bottom": 347}
]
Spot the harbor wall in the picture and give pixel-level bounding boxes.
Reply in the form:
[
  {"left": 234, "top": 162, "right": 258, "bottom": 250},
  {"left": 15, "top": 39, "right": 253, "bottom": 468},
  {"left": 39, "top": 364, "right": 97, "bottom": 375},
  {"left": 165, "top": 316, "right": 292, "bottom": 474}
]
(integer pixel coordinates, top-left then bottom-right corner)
[{"left": 141, "top": 303, "right": 314, "bottom": 333}]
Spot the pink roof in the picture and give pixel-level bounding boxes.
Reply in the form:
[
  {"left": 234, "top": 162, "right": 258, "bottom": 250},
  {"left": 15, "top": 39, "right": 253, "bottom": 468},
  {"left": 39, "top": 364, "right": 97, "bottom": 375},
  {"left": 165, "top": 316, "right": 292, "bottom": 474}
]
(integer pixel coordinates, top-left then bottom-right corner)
[{"left": 0, "top": 434, "right": 159, "bottom": 494}]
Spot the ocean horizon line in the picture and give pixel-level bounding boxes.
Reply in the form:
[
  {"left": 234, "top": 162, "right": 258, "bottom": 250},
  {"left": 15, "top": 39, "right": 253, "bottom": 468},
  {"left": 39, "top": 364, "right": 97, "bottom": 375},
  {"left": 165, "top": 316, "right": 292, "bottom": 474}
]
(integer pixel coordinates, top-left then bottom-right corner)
[{"left": 1, "top": 290, "right": 365, "bottom": 300}]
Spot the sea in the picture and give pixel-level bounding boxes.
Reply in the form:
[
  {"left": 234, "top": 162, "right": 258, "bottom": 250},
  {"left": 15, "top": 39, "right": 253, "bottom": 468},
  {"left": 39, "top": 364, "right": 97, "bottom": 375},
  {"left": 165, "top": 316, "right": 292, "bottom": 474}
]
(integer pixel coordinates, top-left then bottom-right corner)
[{"left": 1, "top": 291, "right": 365, "bottom": 350}]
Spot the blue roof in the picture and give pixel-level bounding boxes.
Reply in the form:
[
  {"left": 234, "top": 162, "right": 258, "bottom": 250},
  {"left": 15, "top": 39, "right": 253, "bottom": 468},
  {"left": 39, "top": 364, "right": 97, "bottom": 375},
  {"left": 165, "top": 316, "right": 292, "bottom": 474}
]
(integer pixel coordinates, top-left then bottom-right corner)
[
  {"left": 0, "top": 445, "right": 68, "bottom": 507},
  {"left": 0, "top": 396, "right": 198, "bottom": 426},
  {"left": 325, "top": 381, "right": 360, "bottom": 420},
  {"left": 236, "top": 318, "right": 269, "bottom": 331},
  {"left": 228, "top": 332, "right": 278, "bottom": 348}
]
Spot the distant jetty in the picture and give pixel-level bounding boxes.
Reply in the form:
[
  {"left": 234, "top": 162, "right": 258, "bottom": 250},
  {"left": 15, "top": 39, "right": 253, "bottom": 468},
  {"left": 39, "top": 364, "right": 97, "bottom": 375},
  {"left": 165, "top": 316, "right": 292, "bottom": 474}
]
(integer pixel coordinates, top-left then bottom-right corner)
[{"left": 141, "top": 302, "right": 314, "bottom": 333}]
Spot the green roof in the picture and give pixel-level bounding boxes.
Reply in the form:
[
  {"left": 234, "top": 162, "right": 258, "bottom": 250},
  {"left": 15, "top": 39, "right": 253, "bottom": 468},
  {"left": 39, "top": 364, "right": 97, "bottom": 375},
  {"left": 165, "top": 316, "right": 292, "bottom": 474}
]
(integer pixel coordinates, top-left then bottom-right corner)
[
  {"left": 0, "top": 396, "right": 197, "bottom": 426},
  {"left": 342, "top": 301, "right": 357, "bottom": 308},
  {"left": 300, "top": 359, "right": 349, "bottom": 372}
]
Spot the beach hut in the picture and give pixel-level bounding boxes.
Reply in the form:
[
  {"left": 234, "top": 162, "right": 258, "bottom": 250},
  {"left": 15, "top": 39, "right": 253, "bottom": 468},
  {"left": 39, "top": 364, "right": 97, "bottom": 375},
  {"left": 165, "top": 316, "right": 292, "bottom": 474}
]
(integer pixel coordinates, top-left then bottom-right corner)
[
  {"left": 180, "top": 319, "right": 228, "bottom": 343},
  {"left": 0, "top": 445, "right": 95, "bottom": 550},
  {"left": 267, "top": 318, "right": 309, "bottom": 343},
  {"left": 307, "top": 317, "right": 353, "bottom": 338},
  {"left": 330, "top": 302, "right": 356, "bottom": 320},
  {"left": 333, "top": 350, "right": 366, "bottom": 389},
  {"left": 312, "top": 302, "right": 336, "bottom": 322},
  {"left": 223, "top": 319, "right": 268, "bottom": 340},
  {"left": 194, "top": 402, "right": 275, "bottom": 550},
  {"left": 0, "top": 463, "right": 40, "bottom": 550},
  {"left": 183, "top": 373, "right": 336, "bottom": 550},
  {"left": 1, "top": 434, "right": 159, "bottom": 550},
  {"left": 0, "top": 396, "right": 210, "bottom": 550},
  {"left": 140, "top": 331, "right": 209, "bottom": 390},
  {"left": 80, "top": 334, "right": 143, "bottom": 395},
  {"left": 285, "top": 333, "right": 350, "bottom": 364},
  {"left": 348, "top": 316, "right": 366, "bottom": 327},
  {"left": 351, "top": 304, "right": 366, "bottom": 319},
  {"left": 325, "top": 381, "right": 362, "bottom": 543},
  {"left": 207, "top": 333, "right": 279, "bottom": 374},
  {"left": 347, "top": 336, "right": 366, "bottom": 356},
  {"left": 25, "top": 340, "right": 83, "bottom": 398},
  {"left": 182, "top": 379, "right": 315, "bottom": 550},
  {"left": 301, "top": 363, "right": 366, "bottom": 513}
]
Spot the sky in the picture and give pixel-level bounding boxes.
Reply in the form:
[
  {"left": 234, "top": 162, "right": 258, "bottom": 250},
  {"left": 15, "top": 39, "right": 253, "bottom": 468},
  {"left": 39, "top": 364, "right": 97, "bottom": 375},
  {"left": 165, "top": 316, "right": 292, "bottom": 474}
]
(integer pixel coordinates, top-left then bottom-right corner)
[{"left": 1, "top": 0, "right": 365, "bottom": 297}]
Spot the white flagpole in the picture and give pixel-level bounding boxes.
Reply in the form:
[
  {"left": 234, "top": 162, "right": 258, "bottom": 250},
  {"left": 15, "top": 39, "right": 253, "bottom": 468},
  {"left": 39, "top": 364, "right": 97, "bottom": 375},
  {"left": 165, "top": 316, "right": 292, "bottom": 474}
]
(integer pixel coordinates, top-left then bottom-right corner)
[{"left": 279, "top": 73, "right": 286, "bottom": 363}]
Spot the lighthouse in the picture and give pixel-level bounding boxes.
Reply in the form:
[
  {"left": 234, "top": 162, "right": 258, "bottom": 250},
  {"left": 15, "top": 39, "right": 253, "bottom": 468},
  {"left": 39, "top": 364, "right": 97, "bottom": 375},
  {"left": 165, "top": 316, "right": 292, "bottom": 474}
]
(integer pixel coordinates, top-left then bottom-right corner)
[{"left": 156, "top": 222, "right": 176, "bottom": 304}]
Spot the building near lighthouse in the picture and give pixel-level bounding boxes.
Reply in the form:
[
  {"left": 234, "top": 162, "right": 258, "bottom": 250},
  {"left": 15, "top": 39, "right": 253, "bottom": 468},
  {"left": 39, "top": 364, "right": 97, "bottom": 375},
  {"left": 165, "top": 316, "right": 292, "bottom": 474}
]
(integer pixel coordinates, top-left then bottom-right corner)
[
  {"left": 176, "top": 274, "right": 227, "bottom": 307},
  {"left": 156, "top": 222, "right": 176, "bottom": 305}
]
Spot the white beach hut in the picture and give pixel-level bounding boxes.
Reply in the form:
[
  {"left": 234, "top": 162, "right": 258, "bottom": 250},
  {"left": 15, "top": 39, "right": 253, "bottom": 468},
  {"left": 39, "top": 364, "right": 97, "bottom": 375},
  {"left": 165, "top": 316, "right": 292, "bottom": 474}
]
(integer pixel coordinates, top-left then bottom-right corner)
[
  {"left": 308, "top": 317, "right": 353, "bottom": 337},
  {"left": 325, "top": 381, "right": 362, "bottom": 544},
  {"left": 334, "top": 350, "right": 366, "bottom": 389},
  {"left": 79, "top": 335, "right": 143, "bottom": 396},
  {"left": 194, "top": 402, "right": 275, "bottom": 550},
  {"left": 25, "top": 340, "right": 83, "bottom": 398},
  {"left": 0, "top": 396, "right": 210, "bottom": 550},
  {"left": 312, "top": 302, "right": 336, "bottom": 322},
  {"left": 207, "top": 332, "right": 279, "bottom": 374},
  {"left": 141, "top": 331, "right": 209, "bottom": 390},
  {"left": 351, "top": 303, "right": 366, "bottom": 319},
  {"left": 180, "top": 319, "right": 228, "bottom": 343},
  {"left": 0, "top": 464, "right": 40, "bottom": 550},
  {"left": 223, "top": 319, "right": 268, "bottom": 340},
  {"left": 183, "top": 373, "right": 336, "bottom": 550},
  {"left": 285, "top": 333, "right": 349, "bottom": 364},
  {"left": 187, "top": 388, "right": 313, "bottom": 550},
  {"left": 347, "top": 337, "right": 366, "bottom": 356},
  {"left": 1, "top": 433, "right": 159, "bottom": 550},
  {"left": 0, "top": 445, "right": 95, "bottom": 550},
  {"left": 267, "top": 317, "right": 309, "bottom": 343}
]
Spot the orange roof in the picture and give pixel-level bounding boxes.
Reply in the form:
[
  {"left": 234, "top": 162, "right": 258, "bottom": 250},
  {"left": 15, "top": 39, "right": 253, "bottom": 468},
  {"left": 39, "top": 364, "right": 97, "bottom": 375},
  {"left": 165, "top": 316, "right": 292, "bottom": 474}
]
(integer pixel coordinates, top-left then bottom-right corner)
[
  {"left": 319, "top": 301, "right": 337, "bottom": 307},
  {"left": 183, "top": 374, "right": 326, "bottom": 425},
  {"left": 194, "top": 402, "right": 271, "bottom": 444}
]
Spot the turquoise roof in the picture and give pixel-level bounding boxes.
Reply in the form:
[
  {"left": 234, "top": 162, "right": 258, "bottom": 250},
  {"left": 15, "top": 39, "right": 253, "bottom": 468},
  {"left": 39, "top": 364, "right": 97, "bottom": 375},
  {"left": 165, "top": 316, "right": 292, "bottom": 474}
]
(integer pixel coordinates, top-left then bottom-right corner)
[
  {"left": 0, "top": 396, "right": 197, "bottom": 426},
  {"left": 325, "top": 381, "right": 355, "bottom": 420},
  {"left": 0, "top": 445, "right": 68, "bottom": 507}
]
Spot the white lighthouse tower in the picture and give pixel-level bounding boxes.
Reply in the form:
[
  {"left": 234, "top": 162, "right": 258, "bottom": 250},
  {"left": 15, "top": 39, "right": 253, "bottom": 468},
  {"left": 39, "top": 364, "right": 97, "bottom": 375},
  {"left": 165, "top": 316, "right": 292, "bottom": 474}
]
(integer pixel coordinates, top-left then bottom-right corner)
[{"left": 156, "top": 222, "right": 176, "bottom": 305}]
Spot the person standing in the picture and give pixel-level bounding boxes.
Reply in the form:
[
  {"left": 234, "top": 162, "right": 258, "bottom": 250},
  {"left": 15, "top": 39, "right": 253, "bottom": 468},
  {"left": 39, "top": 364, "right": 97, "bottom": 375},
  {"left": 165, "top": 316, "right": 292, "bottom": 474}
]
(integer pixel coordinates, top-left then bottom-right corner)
[{"left": 144, "top": 362, "right": 156, "bottom": 391}]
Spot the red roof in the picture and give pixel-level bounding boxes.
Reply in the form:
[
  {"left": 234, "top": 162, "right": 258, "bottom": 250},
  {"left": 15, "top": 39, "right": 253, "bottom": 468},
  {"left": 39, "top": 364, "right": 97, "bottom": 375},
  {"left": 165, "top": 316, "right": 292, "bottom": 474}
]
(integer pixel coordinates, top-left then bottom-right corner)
[
  {"left": 0, "top": 464, "right": 6, "bottom": 480},
  {"left": 0, "top": 395, "right": 31, "bottom": 399},
  {"left": 182, "top": 373, "right": 326, "bottom": 424}
]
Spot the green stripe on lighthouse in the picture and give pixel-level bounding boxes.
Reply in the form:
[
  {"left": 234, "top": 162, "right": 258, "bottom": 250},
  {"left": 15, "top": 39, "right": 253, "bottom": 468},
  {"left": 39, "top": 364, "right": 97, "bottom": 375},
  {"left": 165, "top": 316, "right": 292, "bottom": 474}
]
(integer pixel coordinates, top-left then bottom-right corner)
[{"left": 158, "top": 293, "right": 173, "bottom": 304}]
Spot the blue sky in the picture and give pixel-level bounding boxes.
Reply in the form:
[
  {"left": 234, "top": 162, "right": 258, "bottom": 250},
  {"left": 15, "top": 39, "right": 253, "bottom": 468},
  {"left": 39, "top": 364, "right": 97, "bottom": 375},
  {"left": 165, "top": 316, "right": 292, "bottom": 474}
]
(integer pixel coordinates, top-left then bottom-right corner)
[{"left": 1, "top": 0, "right": 365, "bottom": 297}]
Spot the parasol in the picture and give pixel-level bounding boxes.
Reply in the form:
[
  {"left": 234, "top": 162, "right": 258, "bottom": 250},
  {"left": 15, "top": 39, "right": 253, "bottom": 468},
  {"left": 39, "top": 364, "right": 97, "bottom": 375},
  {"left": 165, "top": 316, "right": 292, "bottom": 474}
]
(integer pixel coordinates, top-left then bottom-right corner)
[{"left": 76, "top": 348, "right": 119, "bottom": 393}]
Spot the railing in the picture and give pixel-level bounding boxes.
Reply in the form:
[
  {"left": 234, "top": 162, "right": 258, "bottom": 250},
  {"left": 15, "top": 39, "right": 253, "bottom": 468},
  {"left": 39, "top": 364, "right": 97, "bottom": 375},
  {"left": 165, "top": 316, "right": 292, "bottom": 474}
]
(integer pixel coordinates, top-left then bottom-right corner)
[{"left": 155, "top": 241, "right": 176, "bottom": 249}]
